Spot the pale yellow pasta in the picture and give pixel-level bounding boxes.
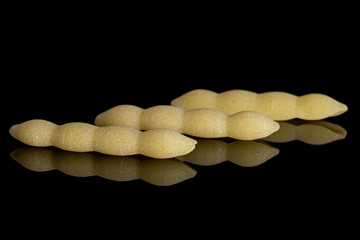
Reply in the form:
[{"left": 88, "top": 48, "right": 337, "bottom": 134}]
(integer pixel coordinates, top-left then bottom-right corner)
[
  {"left": 171, "top": 89, "right": 348, "bottom": 120},
  {"left": 95, "top": 105, "right": 280, "bottom": 140},
  {"left": 9, "top": 119, "right": 196, "bottom": 159},
  {"left": 11, "top": 147, "right": 197, "bottom": 186}
]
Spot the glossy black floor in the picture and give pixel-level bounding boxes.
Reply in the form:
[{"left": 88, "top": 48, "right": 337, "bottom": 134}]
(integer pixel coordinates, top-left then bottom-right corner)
[
  {"left": 4, "top": 76, "right": 356, "bottom": 199},
  {"left": 2, "top": 14, "right": 358, "bottom": 235}
]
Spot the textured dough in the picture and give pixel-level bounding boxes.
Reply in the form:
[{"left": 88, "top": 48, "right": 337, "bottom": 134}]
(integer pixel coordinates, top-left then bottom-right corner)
[
  {"left": 262, "top": 120, "right": 347, "bottom": 145},
  {"left": 95, "top": 105, "right": 280, "bottom": 140},
  {"left": 177, "top": 139, "right": 279, "bottom": 167},
  {"left": 9, "top": 119, "right": 197, "bottom": 159},
  {"left": 11, "top": 147, "right": 197, "bottom": 186},
  {"left": 171, "top": 89, "right": 348, "bottom": 120}
]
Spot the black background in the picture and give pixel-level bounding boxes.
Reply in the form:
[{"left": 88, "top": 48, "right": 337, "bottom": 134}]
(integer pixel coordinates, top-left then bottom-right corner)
[{"left": 2, "top": 4, "right": 358, "bottom": 236}]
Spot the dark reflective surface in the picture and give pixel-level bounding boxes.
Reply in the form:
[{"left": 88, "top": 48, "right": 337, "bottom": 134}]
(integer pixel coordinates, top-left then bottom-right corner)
[
  {"left": 11, "top": 147, "right": 197, "bottom": 186},
  {"left": 9, "top": 120, "right": 346, "bottom": 186},
  {"left": 3, "top": 12, "right": 358, "bottom": 234},
  {"left": 4, "top": 85, "right": 356, "bottom": 237},
  {"left": 262, "top": 120, "right": 347, "bottom": 145}
]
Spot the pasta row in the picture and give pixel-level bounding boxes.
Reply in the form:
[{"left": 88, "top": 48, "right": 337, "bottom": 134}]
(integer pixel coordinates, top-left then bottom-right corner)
[
  {"left": 9, "top": 119, "right": 196, "bottom": 159},
  {"left": 95, "top": 105, "right": 280, "bottom": 140},
  {"left": 171, "top": 89, "right": 348, "bottom": 120}
]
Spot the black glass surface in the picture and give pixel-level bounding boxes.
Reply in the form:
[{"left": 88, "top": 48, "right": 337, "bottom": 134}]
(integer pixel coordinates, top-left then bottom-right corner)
[
  {"left": 5, "top": 84, "right": 355, "bottom": 195},
  {"left": 3, "top": 13, "right": 357, "bottom": 235}
]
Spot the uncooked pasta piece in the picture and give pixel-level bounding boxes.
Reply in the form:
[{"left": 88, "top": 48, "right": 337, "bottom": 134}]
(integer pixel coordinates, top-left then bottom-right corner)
[
  {"left": 11, "top": 147, "right": 197, "bottom": 186},
  {"left": 95, "top": 105, "right": 279, "bottom": 140},
  {"left": 9, "top": 119, "right": 196, "bottom": 159},
  {"left": 171, "top": 89, "right": 348, "bottom": 120}
]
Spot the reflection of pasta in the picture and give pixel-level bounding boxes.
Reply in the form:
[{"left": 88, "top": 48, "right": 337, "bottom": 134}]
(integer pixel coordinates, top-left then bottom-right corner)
[
  {"left": 11, "top": 148, "right": 197, "bottom": 186},
  {"left": 171, "top": 89, "right": 348, "bottom": 120},
  {"left": 177, "top": 139, "right": 279, "bottom": 167},
  {"left": 9, "top": 119, "right": 196, "bottom": 159},
  {"left": 262, "top": 120, "right": 347, "bottom": 145},
  {"left": 95, "top": 105, "right": 279, "bottom": 140}
]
